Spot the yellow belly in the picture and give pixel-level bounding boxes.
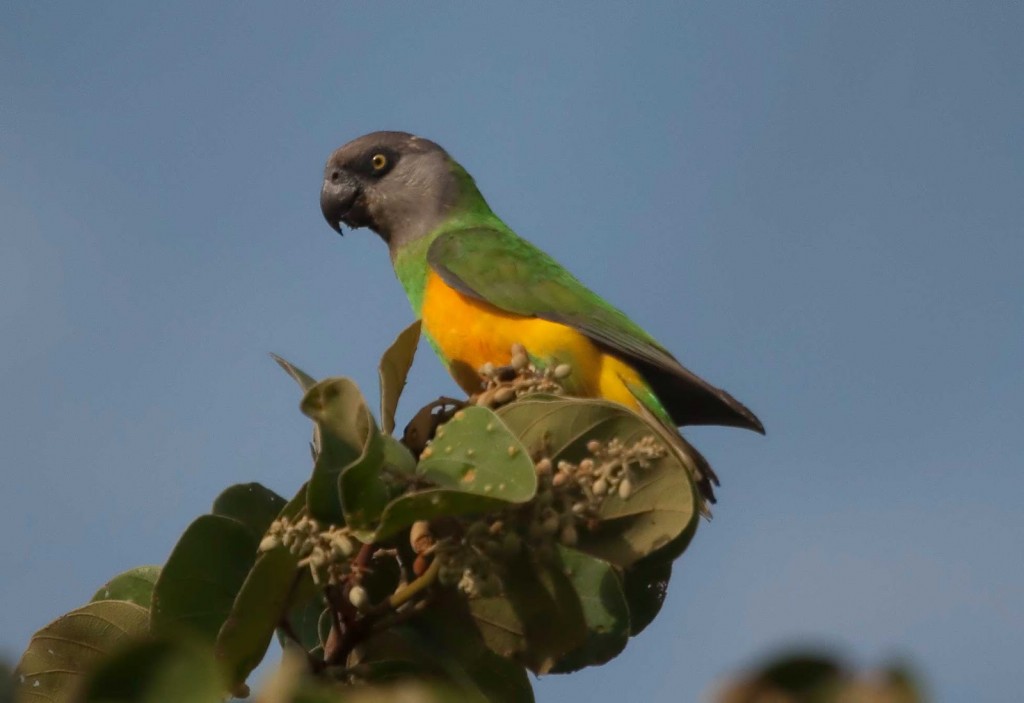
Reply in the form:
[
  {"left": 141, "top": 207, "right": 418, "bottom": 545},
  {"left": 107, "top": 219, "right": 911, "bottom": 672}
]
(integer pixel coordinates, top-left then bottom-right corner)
[{"left": 421, "top": 272, "right": 644, "bottom": 410}]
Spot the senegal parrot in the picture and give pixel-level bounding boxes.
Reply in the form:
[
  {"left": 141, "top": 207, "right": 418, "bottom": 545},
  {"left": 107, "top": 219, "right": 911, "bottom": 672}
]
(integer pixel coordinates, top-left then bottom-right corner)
[{"left": 319, "top": 131, "right": 762, "bottom": 506}]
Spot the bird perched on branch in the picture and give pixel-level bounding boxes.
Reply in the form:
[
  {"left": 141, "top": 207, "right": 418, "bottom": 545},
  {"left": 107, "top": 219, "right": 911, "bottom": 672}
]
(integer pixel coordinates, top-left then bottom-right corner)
[{"left": 320, "top": 131, "right": 762, "bottom": 507}]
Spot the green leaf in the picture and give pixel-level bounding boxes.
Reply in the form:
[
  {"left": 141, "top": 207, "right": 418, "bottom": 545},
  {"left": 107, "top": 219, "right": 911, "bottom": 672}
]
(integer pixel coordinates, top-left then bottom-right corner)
[
  {"left": 499, "top": 396, "right": 698, "bottom": 567},
  {"left": 378, "top": 320, "right": 421, "bottom": 435},
  {"left": 79, "top": 637, "right": 224, "bottom": 703},
  {"left": 408, "top": 600, "right": 534, "bottom": 703},
  {"left": 215, "top": 546, "right": 300, "bottom": 689},
  {"left": 382, "top": 434, "right": 417, "bottom": 477},
  {"left": 373, "top": 408, "right": 536, "bottom": 540},
  {"left": 301, "top": 378, "right": 388, "bottom": 531},
  {"left": 468, "top": 554, "right": 587, "bottom": 674},
  {"left": 351, "top": 599, "right": 534, "bottom": 703},
  {"left": 374, "top": 490, "right": 513, "bottom": 542},
  {"left": 15, "top": 601, "right": 149, "bottom": 702},
  {"left": 418, "top": 407, "right": 536, "bottom": 502},
  {"left": 91, "top": 566, "right": 161, "bottom": 609},
  {"left": 212, "top": 482, "right": 287, "bottom": 540},
  {"left": 0, "top": 662, "right": 13, "bottom": 703},
  {"left": 150, "top": 514, "right": 259, "bottom": 642},
  {"left": 620, "top": 553, "right": 672, "bottom": 637},
  {"left": 271, "top": 354, "right": 318, "bottom": 391},
  {"left": 550, "top": 546, "right": 629, "bottom": 672},
  {"left": 278, "top": 480, "right": 311, "bottom": 521},
  {"left": 276, "top": 572, "right": 325, "bottom": 654}
]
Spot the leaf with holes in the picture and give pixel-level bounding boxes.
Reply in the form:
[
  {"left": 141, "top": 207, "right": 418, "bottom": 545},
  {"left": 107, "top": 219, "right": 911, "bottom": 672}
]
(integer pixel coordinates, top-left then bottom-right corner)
[
  {"left": 418, "top": 407, "right": 535, "bottom": 501},
  {"left": 373, "top": 407, "right": 535, "bottom": 540}
]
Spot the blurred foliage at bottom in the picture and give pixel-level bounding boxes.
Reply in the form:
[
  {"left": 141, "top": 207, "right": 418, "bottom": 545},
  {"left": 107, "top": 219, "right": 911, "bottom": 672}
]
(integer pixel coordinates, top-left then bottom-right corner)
[{"left": 711, "top": 651, "right": 925, "bottom": 703}]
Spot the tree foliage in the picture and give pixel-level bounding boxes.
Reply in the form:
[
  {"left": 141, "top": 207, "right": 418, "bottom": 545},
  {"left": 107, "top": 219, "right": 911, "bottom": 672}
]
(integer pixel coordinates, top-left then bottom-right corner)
[{"left": 9, "top": 322, "right": 925, "bottom": 703}]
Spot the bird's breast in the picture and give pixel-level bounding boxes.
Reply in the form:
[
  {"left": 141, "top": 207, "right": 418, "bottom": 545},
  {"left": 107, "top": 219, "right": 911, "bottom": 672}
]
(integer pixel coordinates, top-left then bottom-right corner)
[{"left": 420, "top": 272, "right": 644, "bottom": 410}]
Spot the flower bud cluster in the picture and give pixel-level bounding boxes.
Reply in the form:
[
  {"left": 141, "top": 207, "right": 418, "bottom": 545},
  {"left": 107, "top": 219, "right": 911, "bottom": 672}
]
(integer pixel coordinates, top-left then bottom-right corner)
[
  {"left": 473, "top": 343, "right": 571, "bottom": 409},
  {"left": 531, "top": 435, "right": 666, "bottom": 548},
  {"left": 260, "top": 514, "right": 358, "bottom": 586}
]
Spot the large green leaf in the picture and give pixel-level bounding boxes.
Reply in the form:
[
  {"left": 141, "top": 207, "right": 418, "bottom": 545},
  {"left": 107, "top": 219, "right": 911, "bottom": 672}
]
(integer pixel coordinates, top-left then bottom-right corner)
[
  {"left": 150, "top": 514, "right": 258, "bottom": 642},
  {"left": 15, "top": 601, "right": 149, "bottom": 702},
  {"left": 550, "top": 546, "right": 629, "bottom": 672},
  {"left": 350, "top": 599, "right": 533, "bottom": 703},
  {"left": 278, "top": 480, "right": 311, "bottom": 522},
  {"left": 212, "top": 482, "right": 287, "bottom": 541},
  {"left": 408, "top": 601, "right": 534, "bottom": 703},
  {"left": 215, "top": 547, "right": 300, "bottom": 689},
  {"left": 620, "top": 554, "right": 672, "bottom": 637},
  {"left": 79, "top": 637, "right": 224, "bottom": 703},
  {"left": 301, "top": 378, "right": 388, "bottom": 532},
  {"left": 418, "top": 407, "right": 536, "bottom": 501},
  {"left": 378, "top": 320, "right": 421, "bottom": 436},
  {"left": 615, "top": 512, "right": 697, "bottom": 638},
  {"left": 373, "top": 408, "right": 536, "bottom": 540},
  {"left": 276, "top": 572, "right": 325, "bottom": 654},
  {"left": 499, "top": 396, "right": 698, "bottom": 567},
  {"left": 90, "top": 566, "right": 161, "bottom": 609},
  {"left": 468, "top": 554, "right": 587, "bottom": 674}
]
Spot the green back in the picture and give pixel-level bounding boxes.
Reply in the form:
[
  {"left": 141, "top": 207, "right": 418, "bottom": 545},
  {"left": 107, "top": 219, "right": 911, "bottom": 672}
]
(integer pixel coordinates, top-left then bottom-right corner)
[{"left": 390, "top": 162, "right": 762, "bottom": 434}]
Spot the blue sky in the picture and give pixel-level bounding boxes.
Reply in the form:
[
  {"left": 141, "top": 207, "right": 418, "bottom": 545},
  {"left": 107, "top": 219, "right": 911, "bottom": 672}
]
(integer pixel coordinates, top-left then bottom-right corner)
[{"left": 2, "top": 3, "right": 1021, "bottom": 700}]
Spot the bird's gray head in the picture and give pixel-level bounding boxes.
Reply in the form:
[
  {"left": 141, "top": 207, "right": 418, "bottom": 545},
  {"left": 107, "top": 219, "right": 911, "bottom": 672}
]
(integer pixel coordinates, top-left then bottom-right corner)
[{"left": 320, "top": 131, "right": 477, "bottom": 253}]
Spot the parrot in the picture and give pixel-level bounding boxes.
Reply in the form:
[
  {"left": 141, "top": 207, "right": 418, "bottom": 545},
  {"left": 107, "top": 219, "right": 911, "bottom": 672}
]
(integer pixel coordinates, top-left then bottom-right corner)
[{"left": 319, "top": 131, "right": 762, "bottom": 507}]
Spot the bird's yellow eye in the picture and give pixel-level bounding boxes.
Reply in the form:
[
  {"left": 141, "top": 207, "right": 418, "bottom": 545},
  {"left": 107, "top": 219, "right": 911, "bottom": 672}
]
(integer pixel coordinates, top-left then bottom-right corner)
[{"left": 371, "top": 153, "right": 388, "bottom": 171}]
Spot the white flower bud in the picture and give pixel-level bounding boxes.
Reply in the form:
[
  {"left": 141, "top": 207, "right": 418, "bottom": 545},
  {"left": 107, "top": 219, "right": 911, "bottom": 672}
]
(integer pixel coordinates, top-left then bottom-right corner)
[
  {"left": 494, "top": 387, "right": 515, "bottom": 404},
  {"left": 348, "top": 585, "right": 370, "bottom": 610},
  {"left": 618, "top": 478, "right": 633, "bottom": 500},
  {"left": 331, "top": 532, "right": 355, "bottom": 557},
  {"left": 409, "top": 521, "right": 432, "bottom": 554}
]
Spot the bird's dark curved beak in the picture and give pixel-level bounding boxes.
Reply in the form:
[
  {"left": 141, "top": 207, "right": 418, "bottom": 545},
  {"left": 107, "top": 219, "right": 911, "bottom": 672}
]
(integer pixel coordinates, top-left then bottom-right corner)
[{"left": 320, "top": 169, "right": 361, "bottom": 235}]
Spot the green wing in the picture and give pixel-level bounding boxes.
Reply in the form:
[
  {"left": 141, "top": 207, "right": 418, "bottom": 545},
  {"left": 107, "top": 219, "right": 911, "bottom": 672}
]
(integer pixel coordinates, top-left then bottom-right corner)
[{"left": 427, "top": 227, "right": 763, "bottom": 433}]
